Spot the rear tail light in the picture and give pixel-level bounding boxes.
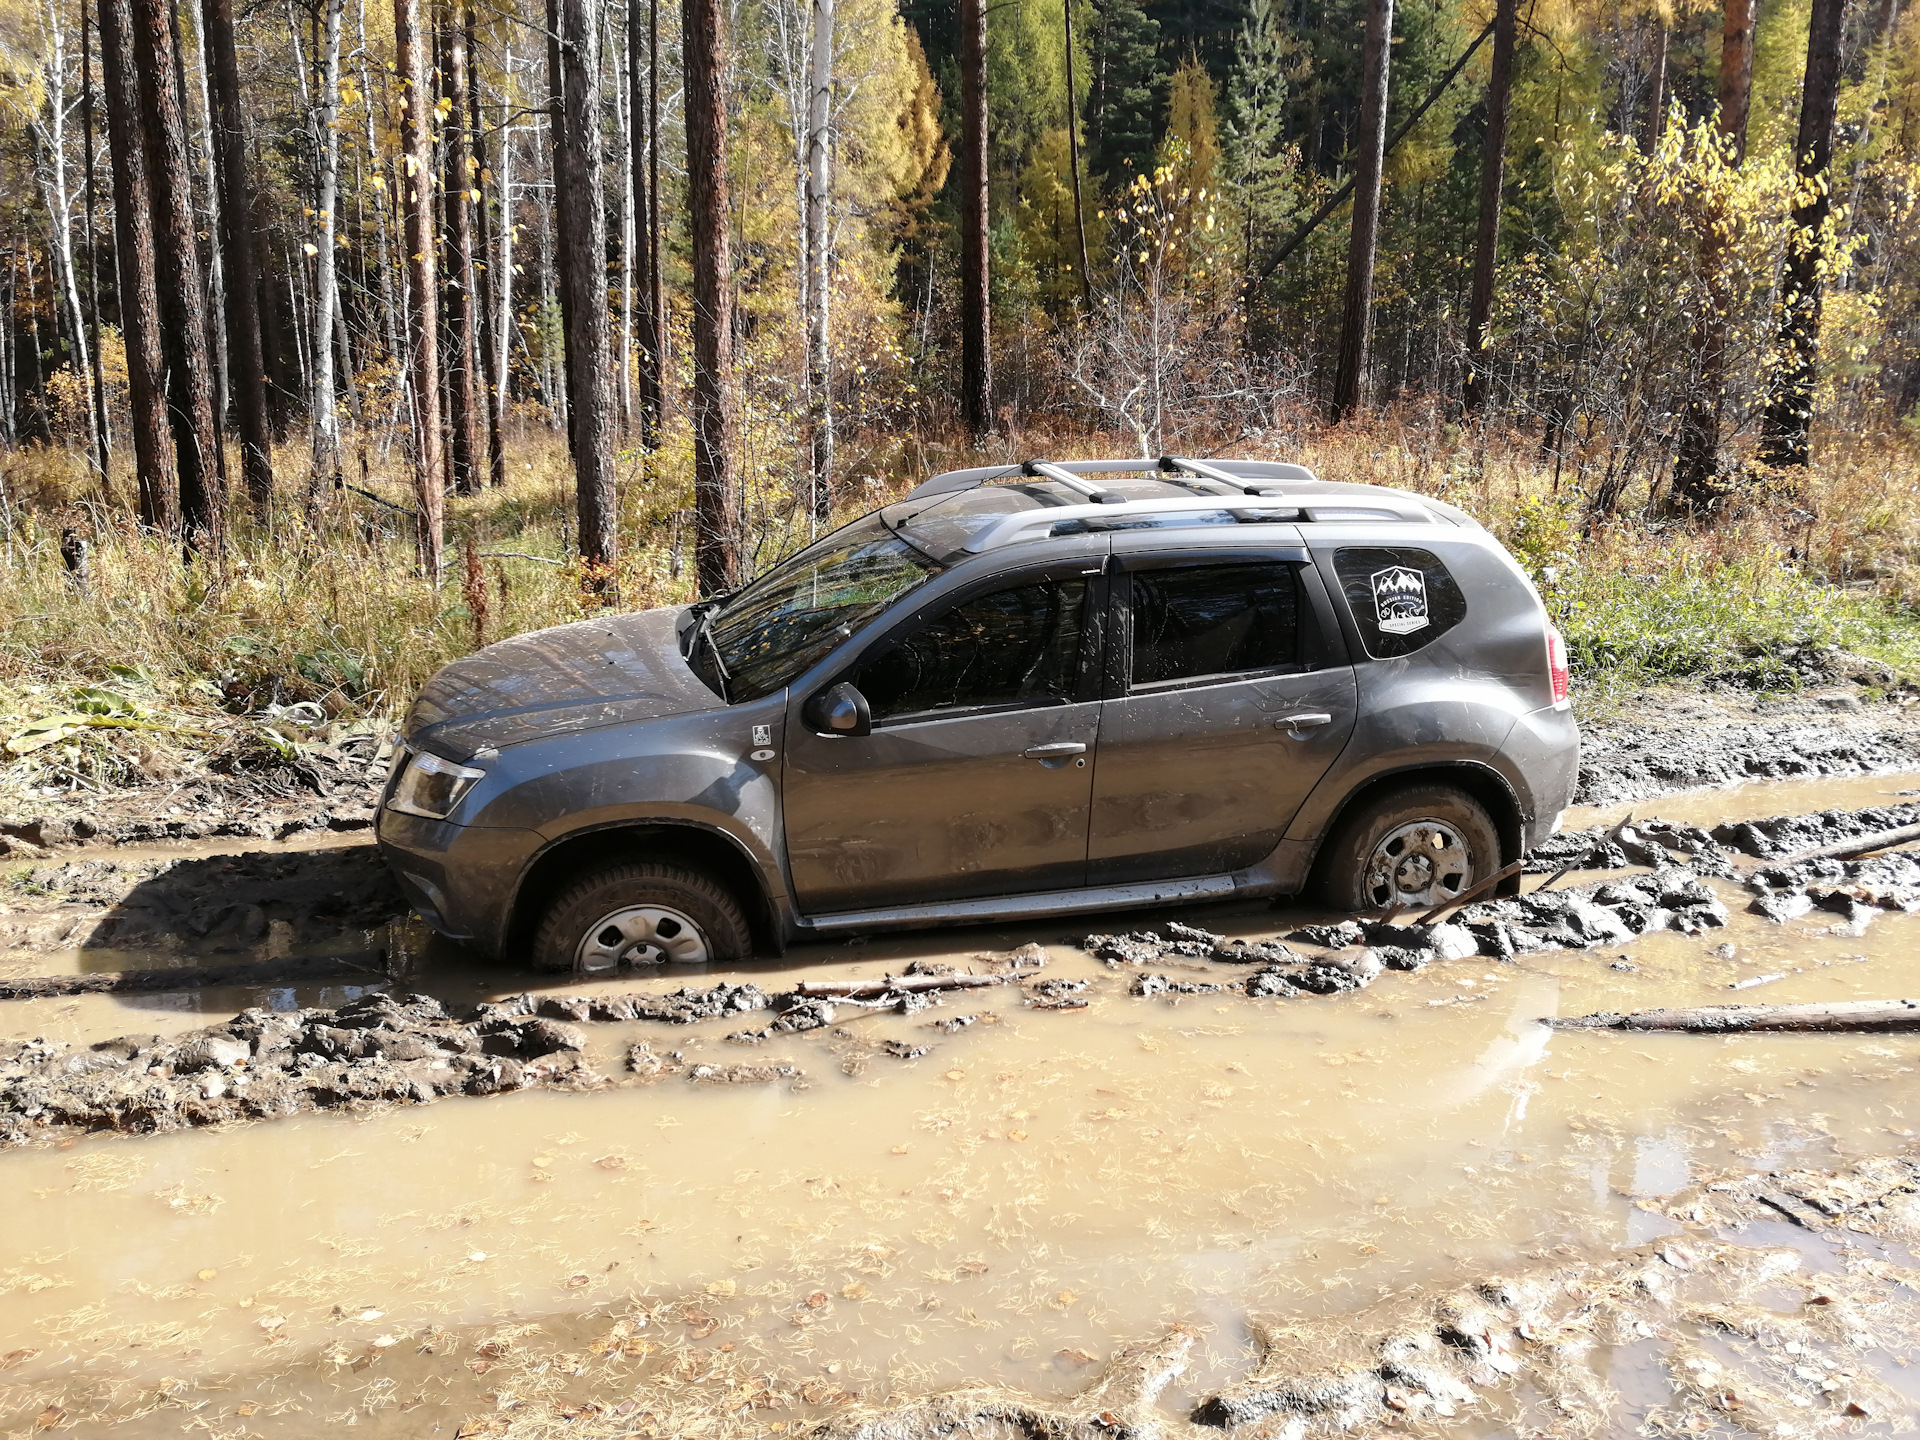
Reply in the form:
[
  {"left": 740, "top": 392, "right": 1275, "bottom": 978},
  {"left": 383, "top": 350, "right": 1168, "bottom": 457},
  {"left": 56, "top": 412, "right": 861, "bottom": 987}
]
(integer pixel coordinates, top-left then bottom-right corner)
[{"left": 1546, "top": 623, "right": 1570, "bottom": 708}]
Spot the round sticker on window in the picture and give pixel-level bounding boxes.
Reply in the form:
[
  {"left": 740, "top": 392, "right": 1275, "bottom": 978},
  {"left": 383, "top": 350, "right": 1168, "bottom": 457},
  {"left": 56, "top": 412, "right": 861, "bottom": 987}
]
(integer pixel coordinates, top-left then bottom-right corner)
[{"left": 1370, "top": 565, "right": 1429, "bottom": 635}]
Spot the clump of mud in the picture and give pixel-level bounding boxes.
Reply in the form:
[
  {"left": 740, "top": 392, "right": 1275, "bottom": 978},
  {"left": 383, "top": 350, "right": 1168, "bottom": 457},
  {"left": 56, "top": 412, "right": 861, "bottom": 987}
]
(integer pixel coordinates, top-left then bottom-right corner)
[
  {"left": 1101, "top": 870, "right": 1730, "bottom": 1004},
  {"left": 0, "top": 991, "right": 596, "bottom": 1144},
  {"left": 0, "top": 955, "right": 1053, "bottom": 1143}
]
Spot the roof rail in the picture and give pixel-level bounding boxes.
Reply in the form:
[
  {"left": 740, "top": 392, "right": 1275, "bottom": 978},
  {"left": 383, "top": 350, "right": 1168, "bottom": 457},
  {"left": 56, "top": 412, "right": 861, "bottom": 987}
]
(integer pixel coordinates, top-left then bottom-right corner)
[
  {"left": 904, "top": 456, "right": 1319, "bottom": 503},
  {"left": 962, "top": 496, "right": 1305, "bottom": 553}
]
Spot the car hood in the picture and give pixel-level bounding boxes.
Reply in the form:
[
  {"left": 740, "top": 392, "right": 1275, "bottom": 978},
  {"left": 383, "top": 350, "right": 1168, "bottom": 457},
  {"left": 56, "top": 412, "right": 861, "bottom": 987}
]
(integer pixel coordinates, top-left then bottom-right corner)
[{"left": 403, "top": 606, "right": 725, "bottom": 757}]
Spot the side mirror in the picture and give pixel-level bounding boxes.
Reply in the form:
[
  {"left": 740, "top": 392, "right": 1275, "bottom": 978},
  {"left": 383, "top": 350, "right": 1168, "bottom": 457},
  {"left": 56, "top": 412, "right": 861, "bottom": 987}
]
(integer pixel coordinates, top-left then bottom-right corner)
[{"left": 804, "top": 681, "right": 871, "bottom": 737}]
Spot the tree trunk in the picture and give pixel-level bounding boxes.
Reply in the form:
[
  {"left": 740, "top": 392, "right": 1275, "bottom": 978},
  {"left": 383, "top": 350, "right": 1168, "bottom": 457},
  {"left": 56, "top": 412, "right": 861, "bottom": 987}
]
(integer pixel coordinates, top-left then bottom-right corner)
[
  {"left": 1547, "top": 1000, "right": 1920, "bottom": 1034},
  {"left": 98, "top": 0, "right": 174, "bottom": 529},
  {"left": 307, "top": 0, "right": 346, "bottom": 509},
  {"left": 1461, "top": 0, "right": 1516, "bottom": 414},
  {"left": 805, "top": 0, "right": 833, "bottom": 523},
  {"left": 442, "top": 0, "right": 483, "bottom": 496},
  {"left": 81, "top": 0, "right": 114, "bottom": 489},
  {"left": 1641, "top": 15, "right": 1668, "bottom": 155},
  {"left": 1329, "top": 0, "right": 1393, "bottom": 423},
  {"left": 551, "top": 0, "right": 617, "bottom": 576},
  {"left": 684, "top": 0, "right": 740, "bottom": 594},
  {"left": 628, "top": 0, "right": 661, "bottom": 445},
  {"left": 1064, "top": 0, "right": 1091, "bottom": 309},
  {"left": 1671, "top": 0, "right": 1754, "bottom": 512},
  {"left": 199, "top": 0, "right": 273, "bottom": 510},
  {"left": 1759, "top": 0, "right": 1845, "bottom": 468},
  {"left": 131, "top": 0, "right": 223, "bottom": 545},
  {"left": 394, "top": 0, "right": 445, "bottom": 580},
  {"left": 35, "top": 0, "right": 104, "bottom": 474},
  {"left": 959, "top": 0, "right": 990, "bottom": 440},
  {"left": 494, "top": 44, "right": 518, "bottom": 460},
  {"left": 468, "top": 4, "right": 506, "bottom": 489}
]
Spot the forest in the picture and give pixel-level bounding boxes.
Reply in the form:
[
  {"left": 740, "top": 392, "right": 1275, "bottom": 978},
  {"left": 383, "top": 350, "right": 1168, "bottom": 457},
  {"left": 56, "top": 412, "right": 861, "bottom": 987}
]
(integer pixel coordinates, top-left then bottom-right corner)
[{"left": 0, "top": 0, "right": 1918, "bottom": 760}]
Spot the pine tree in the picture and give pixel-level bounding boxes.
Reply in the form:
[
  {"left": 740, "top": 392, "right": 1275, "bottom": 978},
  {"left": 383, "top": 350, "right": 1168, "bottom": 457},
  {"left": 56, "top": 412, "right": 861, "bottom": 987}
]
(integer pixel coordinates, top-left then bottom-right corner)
[
  {"left": 1222, "top": 0, "right": 1290, "bottom": 255},
  {"left": 1086, "top": 0, "right": 1161, "bottom": 185}
]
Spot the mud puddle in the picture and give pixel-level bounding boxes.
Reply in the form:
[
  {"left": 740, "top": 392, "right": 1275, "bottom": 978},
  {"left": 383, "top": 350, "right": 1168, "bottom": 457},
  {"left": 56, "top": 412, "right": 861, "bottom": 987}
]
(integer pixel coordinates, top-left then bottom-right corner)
[{"left": 0, "top": 792, "right": 1916, "bottom": 1433}]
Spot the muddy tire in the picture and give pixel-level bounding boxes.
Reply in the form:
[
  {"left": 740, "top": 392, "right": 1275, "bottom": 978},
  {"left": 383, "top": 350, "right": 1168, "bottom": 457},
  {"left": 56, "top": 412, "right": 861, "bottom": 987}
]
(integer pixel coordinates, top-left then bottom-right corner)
[
  {"left": 531, "top": 860, "right": 752, "bottom": 975},
  {"left": 1314, "top": 783, "right": 1500, "bottom": 913}
]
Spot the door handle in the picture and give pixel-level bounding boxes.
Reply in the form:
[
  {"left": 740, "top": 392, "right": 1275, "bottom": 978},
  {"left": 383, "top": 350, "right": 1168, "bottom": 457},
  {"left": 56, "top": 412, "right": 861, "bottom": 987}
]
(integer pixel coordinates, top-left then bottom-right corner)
[
  {"left": 1274, "top": 712, "right": 1333, "bottom": 733},
  {"left": 1023, "top": 742, "right": 1088, "bottom": 758}
]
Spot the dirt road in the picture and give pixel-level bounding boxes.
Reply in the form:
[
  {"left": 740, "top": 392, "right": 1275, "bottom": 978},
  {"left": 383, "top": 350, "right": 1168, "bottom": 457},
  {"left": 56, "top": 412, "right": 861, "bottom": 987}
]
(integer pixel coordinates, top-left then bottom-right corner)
[{"left": 1, "top": 685, "right": 1918, "bottom": 1438}]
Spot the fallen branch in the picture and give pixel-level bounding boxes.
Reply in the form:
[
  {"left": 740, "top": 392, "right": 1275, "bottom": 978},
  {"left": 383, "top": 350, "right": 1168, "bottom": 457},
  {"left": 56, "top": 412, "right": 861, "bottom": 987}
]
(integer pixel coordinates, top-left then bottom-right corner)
[
  {"left": 1543, "top": 999, "right": 1920, "bottom": 1034},
  {"left": 0, "top": 953, "right": 387, "bottom": 1000},
  {"left": 791, "top": 972, "right": 1009, "bottom": 1000},
  {"left": 1535, "top": 810, "right": 1636, "bottom": 893},
  {"left": 1416, "top": 857, "right": 1525, "bottom": 924},
  {"left": 1777, "top": 821, "right": 1920, "bottom": 866}
]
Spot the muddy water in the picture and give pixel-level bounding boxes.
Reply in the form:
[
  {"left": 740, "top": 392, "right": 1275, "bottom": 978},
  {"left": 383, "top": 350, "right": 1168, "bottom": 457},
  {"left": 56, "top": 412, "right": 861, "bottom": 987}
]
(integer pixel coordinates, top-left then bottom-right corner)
[{"left": 2, "top": 779, "right": 1919, "bottom": 1433}]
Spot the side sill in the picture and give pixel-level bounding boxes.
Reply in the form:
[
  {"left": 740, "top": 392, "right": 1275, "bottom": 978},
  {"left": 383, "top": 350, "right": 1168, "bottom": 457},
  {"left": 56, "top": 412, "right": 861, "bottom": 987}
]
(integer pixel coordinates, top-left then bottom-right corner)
[{"left": 796, "top": 872, "right": 1283, "bottom": 936}]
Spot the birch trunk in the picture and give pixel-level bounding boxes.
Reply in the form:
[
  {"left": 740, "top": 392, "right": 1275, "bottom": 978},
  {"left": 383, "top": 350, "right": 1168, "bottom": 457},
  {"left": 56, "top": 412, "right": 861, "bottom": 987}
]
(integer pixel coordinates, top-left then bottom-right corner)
[
  {"left": 804, "top": 0, "right": 833, "bottom": 523},
  {"left": 441, "top": 0, "right": 483, "bottom": 495}
]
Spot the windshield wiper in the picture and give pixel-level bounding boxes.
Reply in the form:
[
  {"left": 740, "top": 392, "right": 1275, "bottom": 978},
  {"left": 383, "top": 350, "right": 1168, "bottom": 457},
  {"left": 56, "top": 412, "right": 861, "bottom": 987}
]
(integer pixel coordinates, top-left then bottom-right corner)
[{"left": 686, "top": 602, "right": 731, "bottom": 702}]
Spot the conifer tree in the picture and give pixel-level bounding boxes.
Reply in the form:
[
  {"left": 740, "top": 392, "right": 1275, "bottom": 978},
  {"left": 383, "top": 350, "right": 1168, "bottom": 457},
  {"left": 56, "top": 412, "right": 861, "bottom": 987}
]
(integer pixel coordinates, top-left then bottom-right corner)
[
  {"left": 1222, "top": 0, "right": 1291, "bottom": 278},
  {"left": 1086, "top": 0, "right": 1161, "bottom": 184}
]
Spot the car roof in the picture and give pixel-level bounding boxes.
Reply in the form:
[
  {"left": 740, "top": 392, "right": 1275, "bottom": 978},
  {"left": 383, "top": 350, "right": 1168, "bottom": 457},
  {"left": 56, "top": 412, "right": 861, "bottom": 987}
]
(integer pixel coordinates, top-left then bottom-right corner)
[{"left": 881, "top": 459, "right": 1477, "bottom": 563}]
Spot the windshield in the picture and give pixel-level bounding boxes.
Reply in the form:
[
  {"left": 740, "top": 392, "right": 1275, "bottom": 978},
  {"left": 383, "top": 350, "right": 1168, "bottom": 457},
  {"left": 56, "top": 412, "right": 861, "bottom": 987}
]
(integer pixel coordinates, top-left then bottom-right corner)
[{"left": 704, "top": 515, "right": 941, "bottom": 702}]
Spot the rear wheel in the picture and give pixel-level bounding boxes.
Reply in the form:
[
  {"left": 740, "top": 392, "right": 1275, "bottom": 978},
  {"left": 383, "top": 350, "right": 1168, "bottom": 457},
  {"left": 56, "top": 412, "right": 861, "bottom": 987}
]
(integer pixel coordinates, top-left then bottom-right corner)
[
  {"left": 532, "top": 860, "right": 752, "bottom": 974},
  {"left": 1315, "top": 784, "right": 1500, "bottom": 913}
]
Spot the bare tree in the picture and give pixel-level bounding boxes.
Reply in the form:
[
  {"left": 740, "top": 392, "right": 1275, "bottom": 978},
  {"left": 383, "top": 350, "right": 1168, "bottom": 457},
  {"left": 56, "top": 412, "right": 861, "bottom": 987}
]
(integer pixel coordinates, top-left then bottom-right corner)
[
  {"left": 131, "top": 0, "right": 224, "bottom": 543},
  {"left": 1063, "top": 0, "right": 1090, "bottom": 308},
  {"left": 442, "top": 0, "right": 484, "bottom": 495},
  {"left": 467, "top": 3, "right": 505, "bottom": 488},
  {"left": 307, "top": 0, "right": 346, "bottom": 507},
  {"left": 98, "top": 0, "right": 174, "bottom": 529},
  {"left": 959, "top": 0, "right": 989, "bottom": 438},
  {"left": 1461, "top": 0, "right": 1516, "bottom": 414},
  {"left": 1759, "top": 0, "right": 1845, "bottom": 468},
  {"left": 1641, "top": 11, "right": 1668, "bottom": 154},
  {"left": 685, "top": 0, "right": 741, "bottom": 593},
  {"left": 30, "top": 0, "right": 102, "bottom": 469},
  {"left": 394, "top": 0, "right": 445, "bottom": 579},
  {"left": 1671, "top": 0, "right": 1754, "bottom": 510},
  {"left": 1329, "top": 0, "right": 1393, "bottom": 422},
  {"left": 804, "top": 0, "right": 832, "bottom": 520},
  {"left": 199, "top": 0, "right": 273, "bottom": 510}
]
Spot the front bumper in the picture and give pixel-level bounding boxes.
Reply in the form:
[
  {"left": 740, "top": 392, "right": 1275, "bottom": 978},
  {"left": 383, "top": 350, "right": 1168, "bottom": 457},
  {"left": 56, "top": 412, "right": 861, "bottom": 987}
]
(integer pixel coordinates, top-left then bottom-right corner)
[{"left": 375, "top": 806, "right": 542, "bottom": 955}]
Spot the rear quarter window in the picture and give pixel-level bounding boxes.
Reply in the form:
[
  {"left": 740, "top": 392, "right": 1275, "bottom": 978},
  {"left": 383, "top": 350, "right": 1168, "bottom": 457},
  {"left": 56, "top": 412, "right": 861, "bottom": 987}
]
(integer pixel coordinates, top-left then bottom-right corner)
[{"left": 1331, "top": 546, "right": 1467, "bottom": 659}]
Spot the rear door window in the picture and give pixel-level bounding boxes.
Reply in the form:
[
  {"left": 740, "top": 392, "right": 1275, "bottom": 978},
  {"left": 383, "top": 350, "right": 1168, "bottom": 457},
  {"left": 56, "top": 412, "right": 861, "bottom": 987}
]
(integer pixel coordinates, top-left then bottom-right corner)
[
  {"left": 1128, "top": 563, "right": 1299, "bottom": 687},
  {"left": 1331, "top": 546, "right": 1467, "bottom": 658},
  {"left": 854, "top": 579, "right": 1088, "bottom": 722}
]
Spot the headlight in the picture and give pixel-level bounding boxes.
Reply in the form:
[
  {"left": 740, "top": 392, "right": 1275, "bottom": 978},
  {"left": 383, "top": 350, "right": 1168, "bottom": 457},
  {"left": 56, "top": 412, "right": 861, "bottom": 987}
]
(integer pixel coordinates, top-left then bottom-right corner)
[{"left": 387, "top": 750, "right": 487, "bottom": 820}]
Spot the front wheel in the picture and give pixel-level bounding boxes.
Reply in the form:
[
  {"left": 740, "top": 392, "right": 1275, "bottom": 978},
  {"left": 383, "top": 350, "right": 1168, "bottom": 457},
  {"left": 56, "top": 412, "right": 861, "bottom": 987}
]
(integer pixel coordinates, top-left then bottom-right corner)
[
  {"left": 1315, "top": 784, "right": 1500, "bottom": 913},
  {"left": 532, "top": 860, "right": 752, "bottom": 974}
]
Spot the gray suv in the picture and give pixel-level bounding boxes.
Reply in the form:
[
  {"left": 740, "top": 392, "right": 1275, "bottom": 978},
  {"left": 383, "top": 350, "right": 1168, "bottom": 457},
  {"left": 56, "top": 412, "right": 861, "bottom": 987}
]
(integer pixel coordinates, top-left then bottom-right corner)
[{"left": 377, "top": 458, "right": 1578, "bottom": 973}]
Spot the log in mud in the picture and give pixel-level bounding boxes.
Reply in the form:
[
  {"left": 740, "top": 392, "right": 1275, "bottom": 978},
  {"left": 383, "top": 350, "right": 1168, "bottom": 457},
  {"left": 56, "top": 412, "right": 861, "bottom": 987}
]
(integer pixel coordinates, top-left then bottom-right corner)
[{"left": 1545, "top": 998, "right": 1920, "bottom": 1033}]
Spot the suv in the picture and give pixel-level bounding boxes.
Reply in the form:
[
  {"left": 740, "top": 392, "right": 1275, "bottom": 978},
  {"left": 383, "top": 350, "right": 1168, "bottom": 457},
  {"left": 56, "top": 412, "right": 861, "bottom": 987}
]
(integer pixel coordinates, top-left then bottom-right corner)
[{"left": 377, "top": 458, "right": 1578, "bottom": 973}]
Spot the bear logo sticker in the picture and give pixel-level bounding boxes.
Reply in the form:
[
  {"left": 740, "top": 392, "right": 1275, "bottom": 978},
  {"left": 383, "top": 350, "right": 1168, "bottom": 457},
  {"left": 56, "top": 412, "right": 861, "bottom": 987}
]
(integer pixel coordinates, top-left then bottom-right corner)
[{"left": 1370, "top": 566, "right": 1430, "bottom": 635}]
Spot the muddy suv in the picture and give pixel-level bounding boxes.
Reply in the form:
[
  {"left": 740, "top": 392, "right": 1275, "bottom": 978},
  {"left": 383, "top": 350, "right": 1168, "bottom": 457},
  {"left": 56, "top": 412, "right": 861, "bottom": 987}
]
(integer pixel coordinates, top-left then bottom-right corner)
[{"left": 377, "top": 458, "right": 1578, "bottom": 973}]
